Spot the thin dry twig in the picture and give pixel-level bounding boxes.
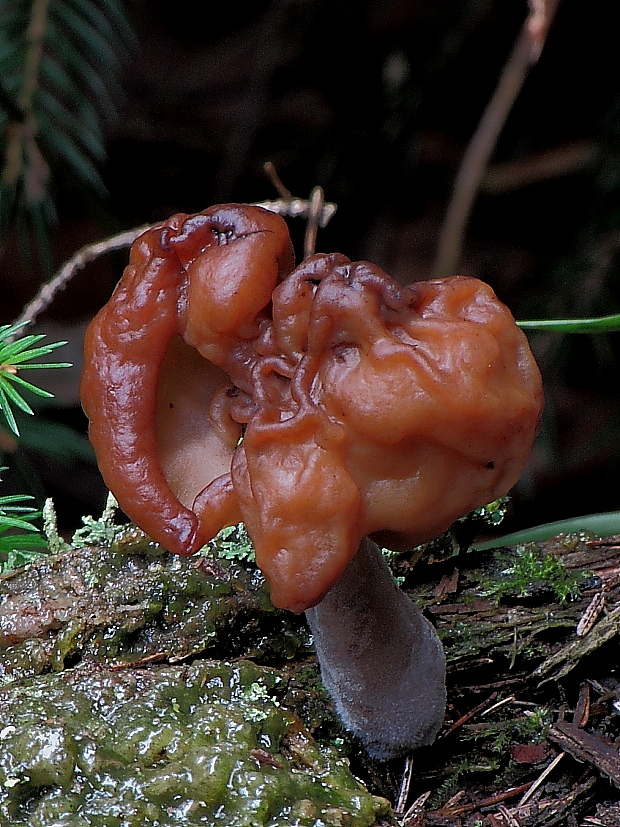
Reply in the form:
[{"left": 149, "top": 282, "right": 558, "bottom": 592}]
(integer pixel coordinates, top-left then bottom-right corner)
[
  {"left": 480, "top": 694, "right": 516, "bottom": 717},
  {"left": 440, "top": 691, "right": 498, "bottom": 737},
  {"left": 496, "top": 803, "right": 522, "bottom": 827},
  {"left": 12, "top": 224, "right": 151, "bottom": 333},
  {"left": 429, "top": 782, "right": 532, "bottom": 818},
  {"left": 394, "top": 755, "right": 414, "bottom": 818},
  {"left": 482, "top": 140, "right": 593, "bottom": 194},
  {"left": 433, "top": 0, "right": 561, "bottom": 278},
  {"left": 109, "top": 652, "right": 168, "bottom": 670},
  {"left": 401, "top": 790, "right": 431, "bottom": 827},
  {"left": 518, "top": 750, "right": 565, "bottom": 806},
  {"left": 263, "top": 161, "right": 292, "bottom": 200},
  {"left": 303, "top": 186, "right": 324, "bottom": 258}
]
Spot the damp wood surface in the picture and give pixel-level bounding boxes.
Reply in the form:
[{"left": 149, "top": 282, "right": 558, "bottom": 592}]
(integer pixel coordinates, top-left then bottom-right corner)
[
  {"left": 0, "top": 527, "right": 618, "bottom": 825},
  {"left": 388, "top": 531, "right": 620, "bottom": 826}
]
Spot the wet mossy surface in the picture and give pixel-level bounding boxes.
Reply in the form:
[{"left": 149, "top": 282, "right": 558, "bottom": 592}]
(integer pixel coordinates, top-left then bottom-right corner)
[
  {"left": 0, "top": 658, "right": 389, "bottom": 826},
  {"left": 0, "top": 530, "right": 389, "bottom": 826},
  {"left": 1, "top": 523, "right": 618, "bottom": 825},
  {"left": 0, "top": 529, "right": 309, "bottom": 683}
]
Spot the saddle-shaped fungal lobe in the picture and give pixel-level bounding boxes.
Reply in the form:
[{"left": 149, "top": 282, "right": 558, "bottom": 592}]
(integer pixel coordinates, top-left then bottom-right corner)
[{"left": 81, "top": 204, "right": 542, "bottom": 615}]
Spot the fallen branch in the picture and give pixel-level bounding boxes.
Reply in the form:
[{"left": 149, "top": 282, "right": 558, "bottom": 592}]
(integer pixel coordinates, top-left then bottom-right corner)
[{"left": 533, "top": 603, "right": 620, "bottom": 683}]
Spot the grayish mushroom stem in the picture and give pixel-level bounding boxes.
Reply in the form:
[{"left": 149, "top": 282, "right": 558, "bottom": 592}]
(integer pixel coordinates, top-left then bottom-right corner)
[{"left": 304, "top": 536, "right": 446, "bottom": 761}]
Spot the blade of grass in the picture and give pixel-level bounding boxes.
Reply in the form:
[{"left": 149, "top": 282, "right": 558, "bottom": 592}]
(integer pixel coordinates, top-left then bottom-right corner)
[
  {"left": 518, "top": 313, "right": 620, "bottom": 333},
  {"left": 475, "top": 511, "right": 620, "bottom": 550}
]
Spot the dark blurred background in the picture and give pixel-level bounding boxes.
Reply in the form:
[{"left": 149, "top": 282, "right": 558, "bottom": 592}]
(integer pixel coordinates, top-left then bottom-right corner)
[{"left": 1, "top": 0, "right": 619, "bottom": 535}]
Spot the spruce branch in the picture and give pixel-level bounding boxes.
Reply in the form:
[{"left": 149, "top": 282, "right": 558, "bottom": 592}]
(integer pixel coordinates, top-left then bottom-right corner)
[
  {"left": 0, "top": 321, "right": 70, "bottom": 436},
  {"left": 0, "top": 467, "right": 47, "bottom": 564},
  {"left": 0, "top": 0, "right": 134, "bottom": 272}
]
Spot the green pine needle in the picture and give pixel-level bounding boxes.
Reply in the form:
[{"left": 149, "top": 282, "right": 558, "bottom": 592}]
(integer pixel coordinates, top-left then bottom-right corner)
[
  {"left": 0, "top": 477, "right": 46, "bottom": 563},
  {"left": 0, "top": 323, "right": 70, "bottom": 436}
]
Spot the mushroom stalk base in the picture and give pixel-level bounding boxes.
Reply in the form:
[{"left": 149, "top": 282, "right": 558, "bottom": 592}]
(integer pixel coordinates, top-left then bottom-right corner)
[{"left": 305, "top": 537, "right": 446, "bottom": 761}]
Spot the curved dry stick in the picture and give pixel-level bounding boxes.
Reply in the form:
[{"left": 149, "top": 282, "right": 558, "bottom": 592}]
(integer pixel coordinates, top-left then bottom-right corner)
[
  {"left": 303, "top": 186, "right": 324, "bottom": 259},
  {"left": 12, "top": 224, "right": 151, "bottom": 334},
  {"left": 433, "top": 0, "right": 561, "bottom": 279},
  {"left": 12, "top": 198, "right": 336, "bottom": 338}
]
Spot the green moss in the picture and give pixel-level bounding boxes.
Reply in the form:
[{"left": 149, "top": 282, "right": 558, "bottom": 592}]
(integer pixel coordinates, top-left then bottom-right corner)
[
  {"left": 0, "top": 659, "right": 389, "bottom": 826},
  {"left": 0, "top": 527, "right": 384, "bottom": 823},
  {"left": 461, "top": 706, "right": 553, "bottom": 754},
  {"left": 204, "top": 523, "right": 255, "bottom": 563},
  {"left": 0, "top": 531, "right": 309, "bottom": 684},
  {"left": 479, "top": 545, "right": 588, "bottom": 604},
  {"left": 437, "top": 619, "right": 484, "bottom": 660}
]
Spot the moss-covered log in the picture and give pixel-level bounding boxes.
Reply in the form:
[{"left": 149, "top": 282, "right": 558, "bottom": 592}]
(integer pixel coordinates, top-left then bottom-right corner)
[{"left": 0, "top": 524, "right": 618, "bottom": 826}]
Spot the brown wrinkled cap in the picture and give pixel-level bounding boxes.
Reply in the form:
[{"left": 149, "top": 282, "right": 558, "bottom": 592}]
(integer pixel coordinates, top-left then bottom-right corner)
[{"left": 81, "top": 205, "right": 543, "bottom": 613}]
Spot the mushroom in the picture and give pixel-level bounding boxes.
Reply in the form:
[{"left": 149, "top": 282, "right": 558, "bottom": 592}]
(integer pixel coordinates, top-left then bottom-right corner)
[{"left": 81, "top": 204, "right": 543, "bottom": 760}]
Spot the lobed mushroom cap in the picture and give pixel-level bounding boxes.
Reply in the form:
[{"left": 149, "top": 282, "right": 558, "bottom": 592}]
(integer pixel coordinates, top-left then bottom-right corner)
[{"left": 81, "top": 206, "right": 543, "bottom": 613}]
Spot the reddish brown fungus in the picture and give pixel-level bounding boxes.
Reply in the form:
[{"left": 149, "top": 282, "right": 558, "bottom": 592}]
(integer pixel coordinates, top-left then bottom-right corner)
[
  {"left": 81, "top": 203, "right": 543, "bottom": 760},
  {"left": 81, "top": 203, "right": 542, "bottom": 615}
]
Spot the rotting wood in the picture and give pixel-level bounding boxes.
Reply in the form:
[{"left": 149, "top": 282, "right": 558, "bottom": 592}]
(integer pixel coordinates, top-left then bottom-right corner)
[
  {"left": 572, "top": 681, "right": 591, "bottom": 728},
  {"left": 0, "top": 530, "right": 619, "bottom": 825},
  {"left": 547, "top": 720, "right": 620, "bottom": 788},
  {"left": 427, "top": 782, "right": 531, "bottom": 819},
  {"left": 393, "top": 532, "right": 620, "bottom": 826},
  {"left": 533, "top": 604, "right": 620, "bottom": 683},
  {"left": 576, "top": 591, "right": 607, "bottom": 637},
  {"left": 502, "top": 775, "right": 599, "bottom": 826},
  {"left": 401, "top": 791, "right": 432, "bottom": 827}
]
